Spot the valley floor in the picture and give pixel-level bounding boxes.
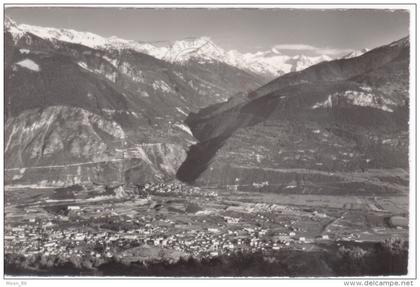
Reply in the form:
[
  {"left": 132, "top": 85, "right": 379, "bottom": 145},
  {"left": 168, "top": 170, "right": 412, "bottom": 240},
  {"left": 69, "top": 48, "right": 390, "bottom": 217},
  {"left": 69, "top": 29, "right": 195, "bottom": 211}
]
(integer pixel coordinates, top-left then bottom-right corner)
[{"left": 4, "top": 182, "right": 408, "bottom": 276}]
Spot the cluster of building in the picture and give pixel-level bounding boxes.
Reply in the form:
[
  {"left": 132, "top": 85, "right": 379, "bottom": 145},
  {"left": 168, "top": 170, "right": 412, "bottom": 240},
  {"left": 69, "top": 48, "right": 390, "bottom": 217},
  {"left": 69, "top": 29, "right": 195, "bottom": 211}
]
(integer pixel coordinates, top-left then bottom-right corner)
[
  {"left": 5, "top": 210, "right": 318, "bottom": 262},
  {"left": 139, "top": 182, "right": 217, "bottom": 197},
  {"left": 5, "top": 181, "right": 341, "bottom": 265},
  {"left": 5, "top": 207, "right": 316, "bottom": 258}
]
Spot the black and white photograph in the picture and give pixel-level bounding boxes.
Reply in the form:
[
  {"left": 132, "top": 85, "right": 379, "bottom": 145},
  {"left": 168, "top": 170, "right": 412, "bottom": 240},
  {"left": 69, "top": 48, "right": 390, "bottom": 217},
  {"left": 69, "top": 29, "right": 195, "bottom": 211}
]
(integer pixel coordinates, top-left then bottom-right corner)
[{"left": 1, "top": 2, "right": 418, "bottom": 283}]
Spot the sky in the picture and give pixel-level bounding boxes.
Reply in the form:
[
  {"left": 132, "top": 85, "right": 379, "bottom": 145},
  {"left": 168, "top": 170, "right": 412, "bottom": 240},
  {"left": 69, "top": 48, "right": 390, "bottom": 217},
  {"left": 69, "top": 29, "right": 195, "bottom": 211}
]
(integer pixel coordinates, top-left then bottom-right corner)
[{"left": 5, "top": 7, "right": 410, "bottom": 56}]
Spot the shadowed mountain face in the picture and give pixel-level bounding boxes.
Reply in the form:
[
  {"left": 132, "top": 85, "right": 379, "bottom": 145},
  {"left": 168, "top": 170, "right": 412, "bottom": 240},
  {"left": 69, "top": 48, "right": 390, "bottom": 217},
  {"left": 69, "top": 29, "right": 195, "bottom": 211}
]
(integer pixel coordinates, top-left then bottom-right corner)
[
  {"left": 4, "top": 19, "right": 263, "bottom": 187},
  {"left": 177, "top": 37, "right": 409, "bottom": 194}
]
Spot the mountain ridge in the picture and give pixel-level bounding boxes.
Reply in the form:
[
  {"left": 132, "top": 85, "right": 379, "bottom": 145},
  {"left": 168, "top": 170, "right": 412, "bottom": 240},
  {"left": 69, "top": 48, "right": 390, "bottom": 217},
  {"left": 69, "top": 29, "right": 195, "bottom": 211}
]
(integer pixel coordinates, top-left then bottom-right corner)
[
  {"left": 5, "top": 16, "right": 368, "bottom": 79},
  {"left": 176, "top": 36, "right": 409, "bottom": 191}
]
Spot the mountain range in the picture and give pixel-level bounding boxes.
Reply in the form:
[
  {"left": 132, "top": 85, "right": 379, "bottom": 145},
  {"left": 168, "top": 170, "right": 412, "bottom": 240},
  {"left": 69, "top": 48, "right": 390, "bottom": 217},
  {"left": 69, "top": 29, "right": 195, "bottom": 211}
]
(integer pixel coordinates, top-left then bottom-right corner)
[
  {"left": 5, "top": 17, "right": 369, "bottom": 80},
  {"left": 4, "top": 16, "right": 406, "bottom": 193}
]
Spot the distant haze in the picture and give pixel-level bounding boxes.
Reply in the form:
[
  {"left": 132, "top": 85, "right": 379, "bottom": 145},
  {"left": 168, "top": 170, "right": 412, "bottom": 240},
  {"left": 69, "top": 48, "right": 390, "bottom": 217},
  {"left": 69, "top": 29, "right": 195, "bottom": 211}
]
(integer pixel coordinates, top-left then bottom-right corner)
[{"left": 5, "top": 7, "right": 409, "bottom": 56}]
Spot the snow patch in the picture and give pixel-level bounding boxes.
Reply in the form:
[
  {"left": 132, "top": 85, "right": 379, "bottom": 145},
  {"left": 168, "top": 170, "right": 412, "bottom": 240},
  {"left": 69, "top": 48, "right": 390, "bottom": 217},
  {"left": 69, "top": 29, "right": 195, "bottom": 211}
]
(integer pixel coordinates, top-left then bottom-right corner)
[
  {"left": 77, "top": 61, "right": 116, "bottom": 82},
  {"left": 15, "top": 59, "right": 40, "bottom": 72},
  {"left": 103, "top": 55, "right": 118, "bottom": 68},
  {"left": 119, "top": 62, "right": 144, "bottom": 83},
  {"left": 312, "top": 95, "right": 333, "bottom": 109},
  {"left": 140, "top": 91, "right": 150, "bottom": 98},
  {"left": 174, "top": 123, "right": 193, "bottom": 136},
  {"left": 176, "top": 107, "right": 189, "bottom": 116},
  {"left": 152, "top": 80, "right": 173, "bottom": 93},
  {"left": 77, "top": 61, "right": 89, "bottom": 70}
]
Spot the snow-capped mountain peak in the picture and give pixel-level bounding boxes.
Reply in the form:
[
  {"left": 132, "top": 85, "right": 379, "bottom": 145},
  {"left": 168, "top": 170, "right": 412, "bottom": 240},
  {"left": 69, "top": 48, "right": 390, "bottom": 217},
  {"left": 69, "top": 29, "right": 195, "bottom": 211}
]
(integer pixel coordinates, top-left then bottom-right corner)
[
  {"left": 19, "top": 23, "right": 110, "bottom": 47},
  {"left": 164, "top": 36, "right": 226, "bottom": 63},
  {"left": 5, "top": 16, "right": 26, "bottom": 41},
  {"left": 5, "top": 16, "right": 17, "bottom": 28},
  {"left": 5, "top": 18, "right": 334, "bottom": 78}
]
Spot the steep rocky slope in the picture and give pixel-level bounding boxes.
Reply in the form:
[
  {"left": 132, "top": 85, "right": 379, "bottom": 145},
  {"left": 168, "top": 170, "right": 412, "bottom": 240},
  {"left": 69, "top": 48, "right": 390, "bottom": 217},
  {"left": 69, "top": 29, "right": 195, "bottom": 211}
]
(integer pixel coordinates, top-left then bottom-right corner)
[{"left": 177, "top": 37, "right": 409, "bottom": 195}]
